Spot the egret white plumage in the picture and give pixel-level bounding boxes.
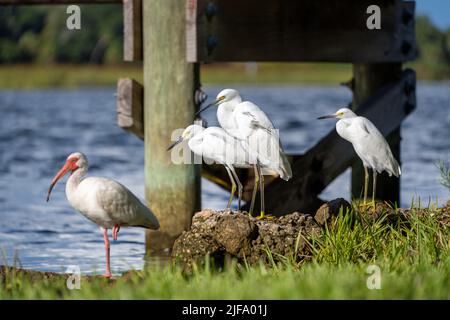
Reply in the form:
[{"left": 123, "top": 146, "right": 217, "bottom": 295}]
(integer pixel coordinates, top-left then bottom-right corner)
[
  {"left": 46, "top": 152, "right": 159, "bottom": 277},
  {"left": 168, "top": 124, "right": 253, "bottom": 210},
  {"left": 196, "top": 89, "right": 292, "bottom": 218},
  {"left": 318, "top": 108, "right": 401, "bottom": 204}
]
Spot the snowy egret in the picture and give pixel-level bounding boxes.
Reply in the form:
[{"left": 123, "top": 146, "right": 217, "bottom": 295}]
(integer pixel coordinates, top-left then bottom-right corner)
[
  {"left": 47, "top": 152, "right": 159, "bottom": 277},
  {"left": 196, "top": 89, "right": 292, "bottom": 219},
  {"left": 318, "top": 108, "right": 401, "bottom": 204},
  {"left": 168, "top": 124, "right": 253, "bottom": 210}
]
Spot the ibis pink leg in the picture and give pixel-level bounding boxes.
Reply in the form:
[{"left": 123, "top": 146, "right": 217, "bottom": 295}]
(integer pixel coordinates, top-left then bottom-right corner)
[
  {"left": 112, "top": 225, "right": 120, "bottom": 241},
  {"left": 102, "top": 228, "right": 112, "bottom": 278}
]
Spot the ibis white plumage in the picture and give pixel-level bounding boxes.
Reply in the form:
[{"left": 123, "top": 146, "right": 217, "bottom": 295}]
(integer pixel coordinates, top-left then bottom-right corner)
[
  {"left": 318, "top": 108, "right": 401, "bottom": 203},
  {"left": 46, "top": 152, "right": 159, "bottom": 277},
  {"left": 195, "top": 89, "right": 292, "bottom": 219}
]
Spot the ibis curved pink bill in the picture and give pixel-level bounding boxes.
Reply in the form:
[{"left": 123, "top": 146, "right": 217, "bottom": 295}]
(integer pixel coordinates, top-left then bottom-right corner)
[{"left": 47, "top": 152, "right": 159, "bottom": 277}]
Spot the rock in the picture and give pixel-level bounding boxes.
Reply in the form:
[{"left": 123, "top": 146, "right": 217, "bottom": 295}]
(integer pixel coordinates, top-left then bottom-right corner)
[
  {"left": 171, "top": 210, "right": 224, "bottom": 271},
  {"left": 314, "top": 198, "right": 351, "bottom": 225},
  {"left": 172, "top": 209, "right": 321, "bottom": 272},
  {"left": 214, "top": 212, "right": 257, "bottom": 256}
]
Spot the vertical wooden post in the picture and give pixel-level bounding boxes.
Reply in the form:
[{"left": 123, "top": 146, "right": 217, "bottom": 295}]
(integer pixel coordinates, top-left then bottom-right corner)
[
  {"left": 143, "top": 0, "right": 201, "bottom": 253},
  {"left": 352, "top": 63, "right": 402, "bottom": 204},
  {"left": 123, "top": 0, "right": 142, "bottom": 62}
]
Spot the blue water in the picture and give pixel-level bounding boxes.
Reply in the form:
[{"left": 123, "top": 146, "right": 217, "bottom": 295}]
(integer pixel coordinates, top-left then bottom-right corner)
[{"left": 0, "top": 84, "right": 448, "bottom": 274}]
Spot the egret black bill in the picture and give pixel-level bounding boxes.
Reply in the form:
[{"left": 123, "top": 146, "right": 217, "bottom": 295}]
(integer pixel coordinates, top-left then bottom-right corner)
[
  {"left": 194, "top": 96, "right": 224, "bottom": 117},
  {"left": 317, "top": 114, "right": 337, "bottom": 120},
  {"left": 167, "top": 136, "right": 183, "bottom": 151}
]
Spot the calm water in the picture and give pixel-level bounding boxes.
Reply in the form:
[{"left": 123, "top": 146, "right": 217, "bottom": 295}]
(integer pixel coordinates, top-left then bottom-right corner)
[{"left": 0, "top": 84, "right": 448, "bottom": 274}]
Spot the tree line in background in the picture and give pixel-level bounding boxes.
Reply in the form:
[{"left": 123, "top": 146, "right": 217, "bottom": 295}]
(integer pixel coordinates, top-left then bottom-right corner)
[
  {"left": 0, "top": 5, "right": 123, "bottom": 64},
  {"left": 0, "top": 5, "right": 449, "bottom": 79}
]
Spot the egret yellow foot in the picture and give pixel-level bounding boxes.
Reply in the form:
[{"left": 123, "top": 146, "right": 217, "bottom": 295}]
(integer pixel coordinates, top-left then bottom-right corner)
[
  {"left": 357, "top": 200, "right": 376, "bottom": 210},
  {"left": 256, "top": 211, "right": 274, "bottom": 220}
]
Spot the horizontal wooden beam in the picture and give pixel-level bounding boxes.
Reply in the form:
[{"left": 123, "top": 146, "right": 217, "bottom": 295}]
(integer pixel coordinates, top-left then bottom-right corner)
[
  {"left": 187, "top": 0, "right": 417, "bottom": 63},
  {"left": 250, "top": 68, "right": 416, "bottom": 215},
  {"left": 0, "top": 0, "right": 120, "bottom": 4},
  {"left": 123, "top": 0, "right": 142, "bottom": 61},
  {"left": 117, "top": 78, "right": 144, "bottom": 139}
]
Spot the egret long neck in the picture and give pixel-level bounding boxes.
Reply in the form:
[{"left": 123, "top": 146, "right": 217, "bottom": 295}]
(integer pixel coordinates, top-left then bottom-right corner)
[
  {"left": 217, "top": 100, "right": 239, "bottom": 136},
  {"left": 66, "top": 167, "right": 87, "bottom": 199},
  {"left": 336, "top": 119, "right": 353, "bottom": 143}
]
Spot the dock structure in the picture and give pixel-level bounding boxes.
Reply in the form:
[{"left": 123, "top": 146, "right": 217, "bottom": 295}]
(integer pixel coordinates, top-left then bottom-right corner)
[{"left": 1, "top": 0, "right": 417, "bottom": 252}]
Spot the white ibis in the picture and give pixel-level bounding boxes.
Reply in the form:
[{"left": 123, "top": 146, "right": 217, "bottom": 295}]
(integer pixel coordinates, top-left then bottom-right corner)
[
  {"left": 46, "top": 152, "right": 159, "bottom": 277},
  {"left": 318, "top": 108, "right": 401, "bottom": 204},
  {"left": 195, "top": 89, "right": 292, "bottom": 219}
]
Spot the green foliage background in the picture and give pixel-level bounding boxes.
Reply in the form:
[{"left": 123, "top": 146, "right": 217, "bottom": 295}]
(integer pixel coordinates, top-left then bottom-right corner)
[
  {"left": 412, "top": 16, "right": 450, "bottom": 79},
  {"left": 0, "top": 5, "right": 449, "bottom": 80},
  {"left": 0, "top": 5, "right": 123, "bottom": 64}
]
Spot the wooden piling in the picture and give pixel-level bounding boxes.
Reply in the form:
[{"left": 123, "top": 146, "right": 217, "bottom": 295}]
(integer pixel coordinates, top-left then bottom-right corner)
[
  {"left": 123, "top": 0, "right": 142, "bottom": 62},
  {"left": 143, "top": 0, "right": 201, "bottom": 253},
  {"left": 352, "top": 63, "right": 402, "bottom": 204}
]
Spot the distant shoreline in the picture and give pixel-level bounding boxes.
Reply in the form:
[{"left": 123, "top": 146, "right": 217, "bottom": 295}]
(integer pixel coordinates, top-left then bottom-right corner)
[{"left": 0, "top": 63, "right": 447, "bottom": 90}]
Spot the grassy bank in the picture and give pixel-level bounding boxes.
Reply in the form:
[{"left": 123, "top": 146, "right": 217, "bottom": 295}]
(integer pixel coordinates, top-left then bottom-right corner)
[
  {"left": 0, "top": 63, "right": 353, "bottom": 89},
  {"left": 0, "top": 63, "right": 447, "bottom": 90},
  {"left": 1, "top": 203, "right": 449, "bottom": 299},
  {"left": 0, "top": 64, "right": 143, "bottom": 89}
]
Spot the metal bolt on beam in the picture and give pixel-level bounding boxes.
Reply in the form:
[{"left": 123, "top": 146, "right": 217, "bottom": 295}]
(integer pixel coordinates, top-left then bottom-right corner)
[
  {"left": 401, "top": 41, "right": 412, "bottom": 55},
  {"left": 402, "top": 9, "right": 413, "bottom": 25},
  {"left": 205, "top": 2, "right": 218, "bottom": 20},
  {"left": 207, "top": 35, "right": 218, "bottom": 55}
]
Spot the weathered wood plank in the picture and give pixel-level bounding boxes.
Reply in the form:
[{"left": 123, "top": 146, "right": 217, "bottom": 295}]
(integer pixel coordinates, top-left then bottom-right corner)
[
  {"left": 143, "top": 0, "right": 201, "bottom": 254},
  {"left": 0, "top": 0, "right": 120, "bottom": 3},
  {"left": 123, "top": 0, "right": 142, "bottom": 61},
  {"left": 187, "top": 0, "right": 417, "bottom": 63},
  {"left": 248, "top": 69, "right": 416, "bottom": 215},
  {"left": 186, "top": 0, "right": 198, "bottom": 64},
  {"left": 116, "top": 78, "right": 143, "bottom": 140}
]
